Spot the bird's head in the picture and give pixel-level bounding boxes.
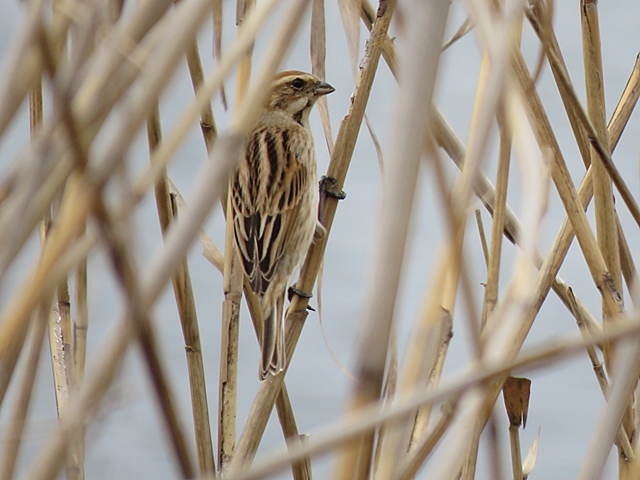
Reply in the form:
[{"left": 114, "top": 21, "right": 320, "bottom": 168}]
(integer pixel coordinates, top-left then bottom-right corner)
[{"left": 266, "top": 71, "right": 334, "bottom": 125}]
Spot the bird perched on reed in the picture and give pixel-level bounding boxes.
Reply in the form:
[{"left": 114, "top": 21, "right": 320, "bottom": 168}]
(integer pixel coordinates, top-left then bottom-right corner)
[{"left": 231, "top": 70, "right": 335, "bottom": 380}]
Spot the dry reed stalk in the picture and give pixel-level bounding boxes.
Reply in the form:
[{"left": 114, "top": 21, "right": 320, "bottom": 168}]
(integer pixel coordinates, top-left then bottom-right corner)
[
  {"left": 461, "top": 13, "right": 523, "bottom": 477},
  {"left": 93, "top": 199, "right": 197, "bottom": 478},
  {"left": 452, "top": 101, "right": 635, "bottom": 476},
  {"left": 416, "top": 13, "right": 549, "bottom": 480},
  {"left": 170, "top": 213, "right": 216, "bottom": 476},
  {"left": 567, "top": 289, "right": 635, "bottom": 460},
  {"left": 530, "top": 0, "right": 640, "bottom": 246},
  {"left": 435, "top": 107, "right": 604, "bottom": 335},
  {"left": 356, "top": 0, "right": 461, "bottom": 474},
  {"left": 528, "top": 0, "right": 640, "bottom": 321},
  {"left": 581, "top": 3, "right": 633, "bottom": 469},
  {"left": 363, "top": 0, "right": 602, "bottom": 344},
  {"left": 439, "top": 0, "right": 522, "bottom": 354},
  {"left": 19, "top": 0, "right": 293, "bottom": 474},
  {"left": 481, "top": 108, "right": 513, "bottom": 330},
  {"left": 0, "top": 2, "right": 194, "bottom": 275},
  {"left": 212, "top": 0, "right": 223, "bottom": 107},
  {"left": 512, "top": 49, "right": 623, "bottom": 318},
  {"left": 227, "top": 312, "right": 640, "bottom": 480},
  {"left": 310, "top": 0, "right": 334, "bottom": 151},
  {"left": 0, "top": 0, "right": 76, "bottom": 136},
  {"left": 527, "top": 1, "right": 591, "bottom": 167},
  {"left": 23, "top": 128, "right": 243, "bottom": 480},
  {"left": 475, "top": 209, "right": 490, "bottom": 266},
  {"left": 580, "top": 0, "right": 621, "bottom": 302},
  {"left": 0, "top": 0, "right": 215, "bottom": 368},
  {"left": 275, "top": 385, "right": 314, "bottom": 480},
  {"left": 599, "top": 57, "right": 640, "bottom": 295},
  {"left": 217, "top": 0, "right": 257, "bottom": 468},
  {"left": 147, "top": 106, "right": 216, "bottom": 476},
  {"left": 364, "top": 5, "right": 625, "bottom": 476},
  {"left": 372, "top": 325, "right": 399, "bottom": 474},
  {"left": 0, "top": 81, "right": 51, "bottom": 480},
  {"left": 424, "top": 34, "right": 640, "bottom": 476},
  {"left": 0, "top": 2, "right": 200, "bottom": 275},
  {"left": 528, "top": 2, "right": 640, "bottom": 303},
  {"left": 525, "top": 15, "right": 640, "bottom": 231},
  {"left": 575, "top": 338, "right": 640, "bottom": 480},
  {"left": 218, "top": 209, "right": 241, "bottom": 469},
  {"left": 404, "top": 307, "right": 453, "bottom": 452},
  {"left": 463, "top": 131, "right": 507, "bottom": 480},
  {"left": 382, "top": 5, "right": 522, "bottom": 477},
  {"left": 338, "top": 0, "right": 447, "bottom": 477},
  {"left": 48, "top": 280, "right": 80, "bottom": 480},
  {"left": 372, "top": 192, "right": 452, "bottom": 476},
  {"left": 72, "top": 245, "right": 87, "bottom": 472},
  {"left": 229, "top": 2, "right": 394, "bottom": 474},
  {"left": 396, "top": 401, "right": 457, "bottom": 480},
  {"left": 185, "top": 38, "right": 218, "bottom": 150},
  {"left": 133, "top": 0, "right": 281, "bottom": 204},
  {"left": 138, "top": 318, "right": 197, "bottom": 479},
  {"left": 608, "top": 54, "right": 640, "bottom": 143},
  {"left": 0, "top": 308, "right": 48, "bottom": 480},
  {"left": 40, "top": 34, "right": 83, "bottom": 478},
  {"left": 529, "top": 2, "right": 640, "bottom": 300},
  {"left": 29, "top": 27, "right": 83, "bottom": 478}
]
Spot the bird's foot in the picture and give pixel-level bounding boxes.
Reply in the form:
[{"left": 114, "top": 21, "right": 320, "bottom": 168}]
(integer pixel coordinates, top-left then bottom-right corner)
[
  {"left": 319, "top": 175, "right": 346, "bottom": 200},
  {"left": 287, "top": 286, "right": 316, "bottom": 311},
  {"left": 288, "top": 286, "right": 313, "bottom": 301}
]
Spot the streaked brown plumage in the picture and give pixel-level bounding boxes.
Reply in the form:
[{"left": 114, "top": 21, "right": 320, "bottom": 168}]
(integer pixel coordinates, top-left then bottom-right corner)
[{"left": 231, "top": 71, "right": 334, "bottom": 380}]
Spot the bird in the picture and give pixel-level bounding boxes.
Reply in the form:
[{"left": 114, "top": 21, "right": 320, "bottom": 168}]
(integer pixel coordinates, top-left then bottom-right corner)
[{"left": 230, "top": 70, "right": 335, "bottom": 380}]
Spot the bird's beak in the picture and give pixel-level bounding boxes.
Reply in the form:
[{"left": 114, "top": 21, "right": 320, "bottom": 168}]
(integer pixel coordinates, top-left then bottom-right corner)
[{"left": 314, "top": 81, "right": 335, "bottom": 96}]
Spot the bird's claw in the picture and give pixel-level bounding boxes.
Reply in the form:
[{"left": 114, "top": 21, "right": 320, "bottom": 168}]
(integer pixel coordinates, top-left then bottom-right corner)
[
  {"left": 288, "top": 286, "right": 313, "bottom": 301},
  {"left": 288, "top": 286, "right": 316, "bottom": 311},
  {"left": 320, "top": 176, "right": 346, "bottom": 200}
]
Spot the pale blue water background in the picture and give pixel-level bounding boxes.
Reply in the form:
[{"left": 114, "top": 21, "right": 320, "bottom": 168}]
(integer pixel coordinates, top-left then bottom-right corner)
[{"left": 0, "top": 1, "right": 639, "bottom": 478}]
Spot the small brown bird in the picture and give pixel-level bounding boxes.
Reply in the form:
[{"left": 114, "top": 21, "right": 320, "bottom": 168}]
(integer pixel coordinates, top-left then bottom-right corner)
[{"left": 231, "top": 70, "right": 334, "bottom": 380}]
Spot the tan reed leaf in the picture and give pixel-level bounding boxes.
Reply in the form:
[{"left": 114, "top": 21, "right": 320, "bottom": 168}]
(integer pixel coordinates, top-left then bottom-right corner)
[
  {"left": 522, "top": 426, "right": 541, "bottom": 478},
  {"left": 337, "top": 0, "right": 360, "bottom": 76}
]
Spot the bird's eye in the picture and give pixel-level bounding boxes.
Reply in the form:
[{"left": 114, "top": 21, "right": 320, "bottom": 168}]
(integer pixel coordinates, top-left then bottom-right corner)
[{"left": 291, "top": 78, "right": 305, "bottom": 90}]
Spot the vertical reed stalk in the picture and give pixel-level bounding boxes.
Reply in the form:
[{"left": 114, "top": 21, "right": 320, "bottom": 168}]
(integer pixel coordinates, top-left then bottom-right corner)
[
  {"left": 147, "top": 104, "right": 216, "bottom": 476},
  {"left": 0, "top": 307, "right": 49, "bottom": 480},
  {"left": 480, "top": 114, "right": 511, "bottom": 327},
  {"left": 566, "top": 289, "right": 634, "bottom": 460},
  {"left": 185, "top": 38, "right": 218, "bottom": 150},
  {"left": 217, "top": 0, "right": 256, "bottom": 469},
  {"left": 581, "top": 6, "right": 633, "bottom": 470},
  {"left": 580, "top": 5, "right": 622, "bottom": 406}
]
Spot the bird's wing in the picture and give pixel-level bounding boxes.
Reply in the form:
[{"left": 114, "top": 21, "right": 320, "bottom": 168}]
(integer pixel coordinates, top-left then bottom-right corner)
[{"left": 231, "top": 126, "right": 310, "bottom": 296}]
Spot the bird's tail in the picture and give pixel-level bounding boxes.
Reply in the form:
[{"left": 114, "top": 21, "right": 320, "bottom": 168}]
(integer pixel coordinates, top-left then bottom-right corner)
[{"left": 260, "top": 298, "right": 286, "bottom": 381}]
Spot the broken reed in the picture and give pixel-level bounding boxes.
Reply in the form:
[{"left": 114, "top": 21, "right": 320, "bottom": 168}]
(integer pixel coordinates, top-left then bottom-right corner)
[{"left": 0, "top": 0, "right": 639, "bottom": 480}]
